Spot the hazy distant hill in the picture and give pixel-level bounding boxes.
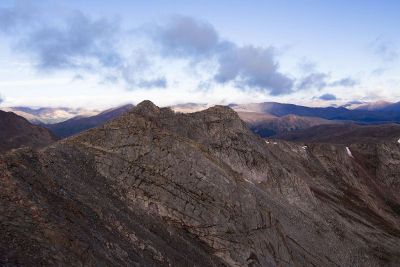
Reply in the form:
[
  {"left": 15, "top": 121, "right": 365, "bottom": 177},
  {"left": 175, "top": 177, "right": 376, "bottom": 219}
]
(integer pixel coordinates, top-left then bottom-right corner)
[
  {"left": 45, "top": 104, "right": 134, "bottom": 138},
  {"left": 231, "top": 102, "right": 400, "bottom": 123},
  {"left": 1, "top": 106, "right": 99, "bottom": 124},
  {"left": 237, "top": 111, "right": 337, "bottom": 137},
  {"left": 353, "top": 100, "right": 394, "bottom": 111}
]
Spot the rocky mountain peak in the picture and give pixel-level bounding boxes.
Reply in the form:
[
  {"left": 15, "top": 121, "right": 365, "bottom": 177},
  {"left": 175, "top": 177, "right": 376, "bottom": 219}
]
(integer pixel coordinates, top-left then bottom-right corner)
[
  {"left": 1, "top": 100, "right": 400, "bottom": 266},
  {"left": 132, "top": 100, "right": 161, "bottom": 118},
  {"left": 201, "top": 104, "right": 240, "bottom": 119}
]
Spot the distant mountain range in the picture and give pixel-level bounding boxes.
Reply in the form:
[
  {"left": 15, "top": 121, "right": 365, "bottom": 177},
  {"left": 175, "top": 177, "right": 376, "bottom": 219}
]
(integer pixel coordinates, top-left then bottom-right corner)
[
  {"left": 44, "top": 104, "right": 134, "bottom": 138},
  {"left": 236, "top": 111, "right": 337, "bottom": 137},
  {"left": 275, "top": 123, "right": 400, "bottom": 144},
  {"left": 1, "top": 106, "right": 99, "bottom": 124},
  {"left": 2, "top": 100, "right": 399, "bottom": 139},
  {"left": 230, "top": 101, "right": 400, "bottom": 123}
]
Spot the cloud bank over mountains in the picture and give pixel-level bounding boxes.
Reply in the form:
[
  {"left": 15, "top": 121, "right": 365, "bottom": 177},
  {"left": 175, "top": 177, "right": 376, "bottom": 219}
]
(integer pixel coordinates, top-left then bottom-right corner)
[{"left": 0, "top": 1, "right": 363, "bottom": 98}]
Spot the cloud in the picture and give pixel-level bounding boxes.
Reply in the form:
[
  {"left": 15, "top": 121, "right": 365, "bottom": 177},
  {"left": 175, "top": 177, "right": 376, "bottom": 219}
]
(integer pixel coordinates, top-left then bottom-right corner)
[
  {"left": 215, "top": 45, "right": 294, "bottom": 95},
  {"left": 318, "top": 93, "right": 337, "bottom": 101},
  {"left": 153, "top": 15, "right": 219, "bottom": 58},
  {"left": 298, "top": 72, "right": 358, "bottom": 90},
  {"left": 1, "top": 6, "right": 358, "bottom": 96},
  {"left": 0, "top": 0, "right": 37, "bottom": 34},
  {"left": 371, "top": 67, "right": 388, "bottom": 76},
  {"left": 297, "top": 59, "right": 317, "bottom": 73},
  {"left": 0, "top": 95, "right": 3, "bottom": 104},
  {"left": 297, "top": 72, "right": 328, "bottom": 90},
  {"left": 329, "top": 77, "right": 358, "bottom": 87},
  {"left": 18, "top": 11, "right": 122, "bottom": 71},
  {"left": 136, "top": 77, "right": 167, "bottom": 89},
  {"left": 371, "top": 36, "right": 398, "bottom": 62},
  {"left": 153, "top": 16, "right": 294, "bottom": 95}
]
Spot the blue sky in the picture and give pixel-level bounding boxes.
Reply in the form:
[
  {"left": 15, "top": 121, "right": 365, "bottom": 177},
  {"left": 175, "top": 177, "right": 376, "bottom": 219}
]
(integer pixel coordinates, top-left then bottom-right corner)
[{"left": 0, "top": 0, "right": 399, "bottom": 108}]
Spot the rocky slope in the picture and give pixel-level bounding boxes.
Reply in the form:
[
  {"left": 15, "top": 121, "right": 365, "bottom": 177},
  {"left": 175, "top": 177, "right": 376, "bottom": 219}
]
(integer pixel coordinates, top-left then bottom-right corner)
[
  {"left": 238, "top": 111, "right": 337, "bottom": 137},
  {"left": 275, "top": 123, "right": 400, "bottom": 144},
  {"left": 1, "top": 101, "right": 399, "bottom": 266},
  {"left": 0, "top": 110, "right": 56, "bottom": 153}
]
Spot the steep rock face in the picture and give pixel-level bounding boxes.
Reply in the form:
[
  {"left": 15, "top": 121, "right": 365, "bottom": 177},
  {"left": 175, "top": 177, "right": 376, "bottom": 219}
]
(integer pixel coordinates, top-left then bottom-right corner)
[
  {"left": 0, "top": 110, "right": 56, "bottom": 153},
  {"left": 1, "top": 101, "right": 399, "bottom": 266}
]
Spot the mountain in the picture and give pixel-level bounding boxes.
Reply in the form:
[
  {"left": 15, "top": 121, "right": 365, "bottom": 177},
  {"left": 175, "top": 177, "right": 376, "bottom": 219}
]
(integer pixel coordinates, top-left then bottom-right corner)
[
  {"left": 45, "top": 104, "right": 134, "bottom": 138},
  {"left": 1, "top": 106, "right": 99, "bottom": 124},
  {"left": 1, "top": 101, "right": 399, "bottom": 266},
  {"left": 353, "top": 101, "right": 393, "bottom": 111},
  {"left": 231, "top": 102, "right": 400, "bottom": 123},
  {"left": 0, "top": 110, "right": 56, "bottom": 153},
  {"left": 381, "top": 102, "right": 400, "bottom": 112},
  {"left": 171, "top": 103, "right": 209, "bottom": 113},
  {"left": 238, "top": 111, "right": 337, "bottom": 137},
  {"left": 274, "top": 123, "right": 400, "bottom": 144}
]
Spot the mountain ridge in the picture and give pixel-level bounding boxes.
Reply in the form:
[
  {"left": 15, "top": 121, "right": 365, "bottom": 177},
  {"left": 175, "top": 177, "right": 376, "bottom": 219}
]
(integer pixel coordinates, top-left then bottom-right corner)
[{"left": 1, "top": 101, "right": 399, "bottom": 266}]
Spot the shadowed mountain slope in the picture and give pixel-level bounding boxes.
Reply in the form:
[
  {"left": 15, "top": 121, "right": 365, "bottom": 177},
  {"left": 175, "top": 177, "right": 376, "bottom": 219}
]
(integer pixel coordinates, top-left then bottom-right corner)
[
  {"left": 1, "top": 101, "right": 399, "bottom": 266},
  {"left": 275, "top": 123, "right": 400, "bottom": 144},
  {"left": 45, "top": 104, "right": 134, "bottom": 138},
  {"left": 0, "top": 110, "right": 56, "bottom": 153}
]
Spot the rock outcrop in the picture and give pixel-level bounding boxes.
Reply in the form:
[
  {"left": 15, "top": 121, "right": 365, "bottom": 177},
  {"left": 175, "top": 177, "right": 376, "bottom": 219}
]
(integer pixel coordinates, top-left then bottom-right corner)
[{"left": 1, "top": 101, "right": 399, "bottom": 266}]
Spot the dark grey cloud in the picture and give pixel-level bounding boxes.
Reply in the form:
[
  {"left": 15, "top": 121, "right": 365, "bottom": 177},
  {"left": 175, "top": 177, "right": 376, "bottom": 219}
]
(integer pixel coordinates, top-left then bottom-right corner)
[
  {"left": 318, "top": 93, "right": 337, "bottom": 101},
  {"left": 371, "top": 36, "right": 398, "bottom": 62},
  {"left": 18, "top": 11, "right": 122, "bottom": 71},
  {"left": 154, "top": 15, "right": 219, "bottom": 58},
  {"left": 215, "top": 45, "right": 294, "bottom": 95}
]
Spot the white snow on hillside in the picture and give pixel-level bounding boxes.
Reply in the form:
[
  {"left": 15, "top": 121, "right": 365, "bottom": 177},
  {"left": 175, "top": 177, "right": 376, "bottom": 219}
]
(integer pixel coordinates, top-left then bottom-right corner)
[{"left": 346, "top": 147, "right": 353, "bottom": 158}]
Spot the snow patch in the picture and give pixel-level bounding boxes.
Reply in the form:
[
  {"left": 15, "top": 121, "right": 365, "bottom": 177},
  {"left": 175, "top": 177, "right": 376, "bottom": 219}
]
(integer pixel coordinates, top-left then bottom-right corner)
[
  {"left": 345, "top": 147, "right": 353, "bottom": 158},
  {"left": 265, "top": 140, "right": 270, "bottom": 144},
  {"left": 301, "top": 146, "right": 307, "bottom": 150},
  {"left": 273, "top": 142, "right": 278, "bottom": 145},
  {"left": 244, "top": 178, "right": 254, "bottom": 185},
  {"left": 398, "top": 138, "right": 400, "bottom": 144}
]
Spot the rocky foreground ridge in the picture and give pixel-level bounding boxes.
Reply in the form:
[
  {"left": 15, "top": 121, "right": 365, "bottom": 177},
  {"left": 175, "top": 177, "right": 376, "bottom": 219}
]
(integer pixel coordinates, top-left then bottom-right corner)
[{"left": 1, "top": 101, "right": 399, "bottom": 266}]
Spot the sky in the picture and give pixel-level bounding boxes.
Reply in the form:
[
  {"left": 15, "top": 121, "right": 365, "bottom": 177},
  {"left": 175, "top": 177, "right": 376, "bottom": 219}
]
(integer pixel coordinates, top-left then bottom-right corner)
[{"left": 0, "top": 0, "right": 399, "bottom": 108}]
